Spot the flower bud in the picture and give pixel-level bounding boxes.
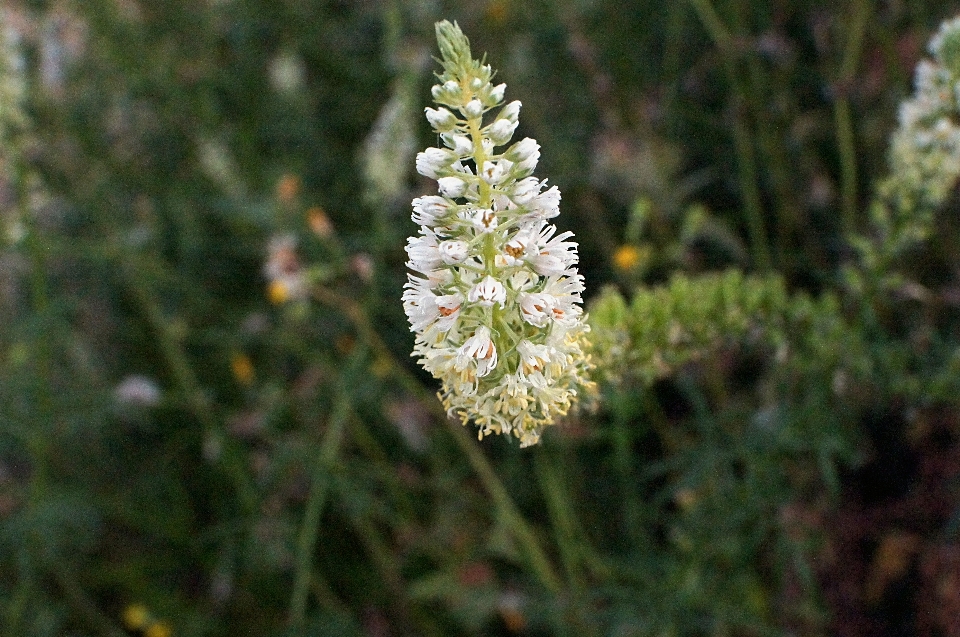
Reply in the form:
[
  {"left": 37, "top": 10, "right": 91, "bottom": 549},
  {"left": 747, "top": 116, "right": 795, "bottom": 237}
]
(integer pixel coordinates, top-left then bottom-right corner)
[
  {"left": 416, "top": 147, "right": 454, "bottom": 178},
  {"left": 486, "top": 118, "right": 518, "bottom": 146},
  {"left": 481, "top": 160, "right": 512, "bottom": 185},
  {"left": 443, "top": 133, "right": 474, "bottom": 156},
  {"left": 411, "top": 195, "right": 453, "bottom": 226},
  {"left": 431, "top": 80, "right": 463, "bottom": 106},
  {"left": 425, "top": 106, "right": 457, "bottom": 131},
  {"left": 437, "top": 176, "right": 468, "bottom": 198},
  {"left": 463, "top": 99, "right": 484, "bottom": 119},
  {"left": 499, "top": 100, "right": 521, "bottom": 123}
]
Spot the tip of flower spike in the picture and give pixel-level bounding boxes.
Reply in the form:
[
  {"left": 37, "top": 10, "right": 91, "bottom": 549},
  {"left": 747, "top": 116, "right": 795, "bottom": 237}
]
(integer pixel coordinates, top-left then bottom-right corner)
[
  {"left": 434, "top": 20, "right": 471, "bottom": 65},
  {"left": 433, "top": 20, "right": 491, "bottom": 84},
  {"left": 931, "top": 17, "right": 960, "bottom": 75}
]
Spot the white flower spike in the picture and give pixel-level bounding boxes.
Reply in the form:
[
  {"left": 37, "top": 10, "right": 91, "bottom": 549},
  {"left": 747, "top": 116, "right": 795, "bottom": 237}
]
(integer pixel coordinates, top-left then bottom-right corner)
[{"left": 403, "top": 20, "right": 594, "bottom": 447}]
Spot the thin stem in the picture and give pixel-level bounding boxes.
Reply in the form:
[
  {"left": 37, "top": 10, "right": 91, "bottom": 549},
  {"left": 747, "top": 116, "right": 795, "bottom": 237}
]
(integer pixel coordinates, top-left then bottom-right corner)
[
  {"left": 4, "top": 548, "right": 32, "bottom": 637},
  {"left": 532, "top": 448, "right": 602, "bottom": 637},
  {"left": 728, "top": 86, "right": 772, "bottom": 271},
  {"left": 534, "top": 449, "right": 584, "bottom": 589},
  {"left": 344, "top": 505, "right": 443, "bottom": 637},
  {"left": 122, "top": 262, "right": 258, "bottom": 516},
  {"left": 835, "top": 0, "right": 871, "bottom": 233},
  {"left": 288, "top": 344, "right": 368, "bottom": 631},
  {"left": 743, "top": 57, "right": 799, "bottom": 263},
  {"left": 312, "top": 287, "right": 563, "bottom": 593},
  {"left": 687, "top": 0, "right": 772, "bottom": 270},
  {"left": 835, "top": 98, "right": 858, "bottom": 232},
  {"left": 687, "top": 0, "right": 736, "bottom": 54},
  {"left": 53, "top": 570, "right": 127, "bottom": 637},
  {"left": 446, "top": 423, "right": 563, "bottom": 592}
]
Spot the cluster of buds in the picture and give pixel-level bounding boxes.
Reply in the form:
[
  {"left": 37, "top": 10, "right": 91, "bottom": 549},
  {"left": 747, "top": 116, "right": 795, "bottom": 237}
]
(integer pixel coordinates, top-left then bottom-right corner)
[
  {"left": 882, "top": 16, "right": 960, "bottom": 218},
  {"left": 403, "top": 21, "right": 593, "bottom": 447}
]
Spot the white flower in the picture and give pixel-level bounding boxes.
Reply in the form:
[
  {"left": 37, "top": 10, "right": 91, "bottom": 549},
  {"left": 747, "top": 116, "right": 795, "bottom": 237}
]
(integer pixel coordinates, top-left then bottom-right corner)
[
  {"left": 516, "top": 340, "right": 555, "bottom": 376},
  {"left": 405, "top": 230, "right": 443, "bottom": 273},
  {"left": 542, "top": 276, "right": 585, "bottom": 325},
  {"left": 487, "top": 118, "right": 518, "bottom": 146},
  {"left": 432, "top": 79, "right": 462, "bottom": 104},
  {"left": 501, "top": 232, "right": 531, "bottom": 266},
  {"left": 402, "top": 279, "right": 440, "bottom": 332},
  {"left": 529, "top": 223, "right": 578, "bottom": 276},
  {"left": 470, "top": 207, "right": 498, "bottom": 232},
  {"left": 509, "top": 177, "right": 543, "bottom": 205},
  {"left": 508, "top": 138, "right": 540, "bottom": 176},
  {"left": 529, "top": 185, "right": 561, "bottom": 219},
  {"left": 499, "top": 100, "right": 521, "bottom": 123},
  {"left": 445, "top": 133, "right": 473, "bottom": 156},
  {"left": 519, "top": 292, "right": 555, "bottom": 327},
  {"left": 481, "top": 160, "right": 512, "bottom": 185},
  {"left": 468, "top": 275, "right": 507, "bottom": 307},
  {"left": 411, "top": 195, "right": 453, "bottom": 226},
  {"left": 439, "top": 239, "right": 469, "bottom": 263},
  {"left": 435, "top": 293, "right": 463, "bottom": 331},
  {"left": 458, "top": 326, "right": 498, "bottom": 377},
  {"left": 438, "top": 175, "right": 468, "bottom": 198},
  {"left": 463, "top": 98, "right": 483, "bottom": 118},
  {"left": 425, "top": 106, "right": 457, "bottom": 131},
  {"left": 404, "top": 20, "right": 594, "bottom": 447},
  {"left": 416, "top": 147, "right": 454, "bottom": 178}
]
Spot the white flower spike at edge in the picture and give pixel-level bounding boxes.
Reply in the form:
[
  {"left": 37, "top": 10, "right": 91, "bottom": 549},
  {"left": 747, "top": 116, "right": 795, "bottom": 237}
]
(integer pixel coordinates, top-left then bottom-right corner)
[{"left": 403, "top": 20, "right": 595, "bottom": 447}]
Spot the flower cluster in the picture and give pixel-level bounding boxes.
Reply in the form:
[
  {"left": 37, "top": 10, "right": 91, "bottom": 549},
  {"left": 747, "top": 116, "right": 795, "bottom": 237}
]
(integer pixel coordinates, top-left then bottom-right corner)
[
  {"left": 882, "top": 16, "right": 960, "bottom": 220},
  {"left": 403, "top": 20, "right": 593, "bottom": 447}
]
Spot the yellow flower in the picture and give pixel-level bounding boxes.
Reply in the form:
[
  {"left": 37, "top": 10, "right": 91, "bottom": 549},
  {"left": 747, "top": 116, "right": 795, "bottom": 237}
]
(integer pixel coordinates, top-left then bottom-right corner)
[
  {"left": 145, "top": 621, "right": 173, "bottom": 637},
  {"left": 122, "top": 603, "right": 150, "bottom": 630},
  {"left": 267, "top": 279, "right": 289, "bottom": 305},
  {"left": 612, "top": 244, "right": 642, "bottom": 271},
  {"left": 231, "top": 353, "right": 255, "bottom": 386}
]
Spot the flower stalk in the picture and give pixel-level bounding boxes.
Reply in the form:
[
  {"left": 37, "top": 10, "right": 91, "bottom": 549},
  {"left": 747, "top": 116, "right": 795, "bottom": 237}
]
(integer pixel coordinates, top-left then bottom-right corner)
[{"left": 403, "top": 20, "right": 594, "bottom": 447}]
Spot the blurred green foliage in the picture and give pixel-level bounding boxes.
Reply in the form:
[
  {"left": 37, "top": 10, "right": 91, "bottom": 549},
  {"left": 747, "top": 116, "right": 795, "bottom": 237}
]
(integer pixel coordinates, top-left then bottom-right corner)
[{"left": 4, "top": 0, "right": 960, "bottom": 636}]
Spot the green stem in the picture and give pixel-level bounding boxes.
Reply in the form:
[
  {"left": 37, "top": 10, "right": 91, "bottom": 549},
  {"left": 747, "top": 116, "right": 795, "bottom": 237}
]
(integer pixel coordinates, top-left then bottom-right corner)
[
  {"left": 835, "top": 0, "right": 871, "bottom": 233},
  {"left": 122, "top": 262, "right": 258, "bottom": 517},
  {"left": 5, "top": 548, "right": 32, "bottom": 637},
  {"left": 835, "top": 98, "right": 858, "bottom": 232},
  {"left": 728, "top": 84, "right": 772, "bottom": 271},
  {"left": 313, "top": 288, "right": 563, "bottom": 593},
  {"left": 533, "top": 448, "right": 599, "bottom": 636},
  {"left": 687, "top": 0, "right": 771, "bottom": 270},
  {"left": 744, "top": 56, "right": 798, "bottom": 263},
  {"left": 534, "top": 449, "right": 584, "bottom": 590},
  {"left": 345, "top": 505, "right": 443, "bottom": 637},
  {"left": 288, "top": 345, "right": 368, "bottom": 631},
  {"left": 53, "top": 570, "right": 127, "bottom": 637},
  {"left": 687, "top": 0, "right": 736, "bottom": 54},
  {"left": 446, "top": 423, "right": 562, "bottom": 592}
]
